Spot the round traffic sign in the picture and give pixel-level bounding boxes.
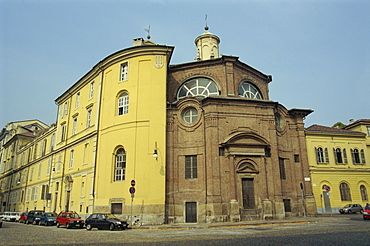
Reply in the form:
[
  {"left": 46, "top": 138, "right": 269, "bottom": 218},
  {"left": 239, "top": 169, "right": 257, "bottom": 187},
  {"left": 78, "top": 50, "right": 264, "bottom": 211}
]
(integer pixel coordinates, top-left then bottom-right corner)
[
  {"left": 131, "top": 180, "right": 136, "bottom": 186},
  {"left": 129, "top": 187, "right": 136, "bottom": 194}
]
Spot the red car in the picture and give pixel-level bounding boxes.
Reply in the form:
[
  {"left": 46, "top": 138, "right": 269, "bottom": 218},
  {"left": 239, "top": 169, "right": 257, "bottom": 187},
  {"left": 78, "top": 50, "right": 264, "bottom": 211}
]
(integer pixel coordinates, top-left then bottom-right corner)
[
  {"left": 19, "top": 212, "right": 28, "bottom": 223},
  {"left": 363, "top": 205, "right": 370, "bottom": 220},
  {"left": 56, "top": 211, "right": 84, "bottom": 229}
]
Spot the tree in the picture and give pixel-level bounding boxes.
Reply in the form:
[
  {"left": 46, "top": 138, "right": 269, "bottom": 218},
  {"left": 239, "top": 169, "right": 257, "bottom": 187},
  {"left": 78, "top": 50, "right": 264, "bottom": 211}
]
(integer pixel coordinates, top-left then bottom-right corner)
[{"left": 332, "top": 122, "right": 346, "bottom": 128}]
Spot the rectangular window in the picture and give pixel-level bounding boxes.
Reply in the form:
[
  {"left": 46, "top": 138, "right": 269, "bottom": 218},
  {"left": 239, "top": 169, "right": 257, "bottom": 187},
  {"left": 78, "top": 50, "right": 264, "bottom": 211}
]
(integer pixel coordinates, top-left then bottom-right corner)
[
  {"left": 63, "top": 101, "right": 69, "bottom": 118},
  {"left": 57, "top": 154, "right": 62, "bottom": 172},
  {"left": 46, "top": 158, "right": 51, "bottom": 176},
  {"left": 41, "top": 185, "right": 49, "bottom": 200},
  {"left": 111, "top": 203, "right": 123, "bottom": 214},
  {"left": 80, "top": 176, "right": 86, "bottom": 197},
  {"left": 75, "top": 92, "right": 80, "bottom": 109},
  {"left": 367, "top": 126, "right": 370, "bottom": 137},
  {"left": 279, "top": 158, "right": 286, "bottom": 180},
  {"left": 25, "top": 188, "right": 30, "bottom": 202},
  {"left": 50, "top": 133, "right": 55, "bottom": 151},
  {"left": 120, "top": 63, "right": 128, "bottom": 81},
  {"left": 69, "top": 150, "right": 74, "bottom": 169},
  {"left": 89, "top": 82, "right": 94, "bottom": 99},
  {"left": 30, "top": 166, "right": 34, "bottom": 181},
  {"left": 72, "top": 118, "right": 78, "bottom": 135},
  {"left": 37, "top": 162, "right": 42, "bottom": 179},
  {"left": 87, "top": 109, "right": 92, "bottom": 128},
  {"left": 83, "top": 143, "right": 89, "bottom": 164},
  {"left": 294, "top": 154, "right": 300, "bottom": 163},
  {"left": 61, "top": 124, "right": 66, "bottom": 142},
  {"left": 185, "top": 155, "right": 197, "bottom": 179}
]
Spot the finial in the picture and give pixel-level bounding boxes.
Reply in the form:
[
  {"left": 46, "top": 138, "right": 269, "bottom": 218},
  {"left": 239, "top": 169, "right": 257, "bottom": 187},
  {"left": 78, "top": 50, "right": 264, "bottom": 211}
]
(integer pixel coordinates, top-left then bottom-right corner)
[
  {"left": 205, "top": 14, "right": 209, "bottom": 31},
  {"left": 145, "top": 25, "right": 151, "bottom": 40}
]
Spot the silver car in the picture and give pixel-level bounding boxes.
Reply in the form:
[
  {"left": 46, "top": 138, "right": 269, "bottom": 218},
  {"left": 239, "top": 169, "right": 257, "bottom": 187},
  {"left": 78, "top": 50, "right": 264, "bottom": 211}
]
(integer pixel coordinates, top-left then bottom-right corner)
[{"left": 339, "top": 204, "right": 363, "bottom": 214}]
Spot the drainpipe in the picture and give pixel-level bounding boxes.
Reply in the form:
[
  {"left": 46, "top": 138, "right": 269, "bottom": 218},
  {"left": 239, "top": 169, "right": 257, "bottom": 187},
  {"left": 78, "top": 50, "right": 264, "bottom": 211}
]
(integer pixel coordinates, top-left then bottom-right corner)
[{"left": 91, "top": 64, "right": 104, "bottom": 212}]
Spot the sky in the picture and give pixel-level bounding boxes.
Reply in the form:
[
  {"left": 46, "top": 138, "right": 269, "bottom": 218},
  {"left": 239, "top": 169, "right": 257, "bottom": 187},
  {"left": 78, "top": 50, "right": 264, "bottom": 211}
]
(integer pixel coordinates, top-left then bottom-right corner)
[{"left": 1, "top": 0, "right": 369, "bottom": 129}]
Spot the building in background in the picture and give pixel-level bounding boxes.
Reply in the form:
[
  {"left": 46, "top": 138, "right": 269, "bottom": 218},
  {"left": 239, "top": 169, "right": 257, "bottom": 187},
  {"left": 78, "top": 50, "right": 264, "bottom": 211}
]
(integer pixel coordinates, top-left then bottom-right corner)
[
  {"left": 0, "top": 27, "right": 317, "bottom": 224},
  {"left": 306, "top": 120, "right": 369, "bottom": 214}
]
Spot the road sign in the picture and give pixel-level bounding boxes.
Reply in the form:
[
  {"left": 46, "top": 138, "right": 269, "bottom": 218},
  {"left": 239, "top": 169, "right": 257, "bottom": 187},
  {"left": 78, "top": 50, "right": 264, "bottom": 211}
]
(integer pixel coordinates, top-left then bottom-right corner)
[
  {"left": 129, "top": 187, "right": 136, "bottom": 194},
  {"left": 131, "top": 180, "right": 136, "bottom": 186},
  {"left": 325, "top": 186, "right": 331, "bottom": 191}
]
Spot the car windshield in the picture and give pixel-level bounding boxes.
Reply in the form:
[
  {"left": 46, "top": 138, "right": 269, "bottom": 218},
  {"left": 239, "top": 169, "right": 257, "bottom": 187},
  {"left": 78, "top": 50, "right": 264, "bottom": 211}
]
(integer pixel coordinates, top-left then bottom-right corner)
[
  {"left": 67, "top": 213, "right": 79, "bottom": 218},
  {"left": 35, "top": 211, "right": 43, "bottom": 215},
  {"left": 105, "top": 214, "right": 118, "bottom": 219},
  {"left": 343, "top": 204, "right": 351, "bottom": 208},
  {"left": 46, "top": 213, "right": 57, "bottom": 217}
]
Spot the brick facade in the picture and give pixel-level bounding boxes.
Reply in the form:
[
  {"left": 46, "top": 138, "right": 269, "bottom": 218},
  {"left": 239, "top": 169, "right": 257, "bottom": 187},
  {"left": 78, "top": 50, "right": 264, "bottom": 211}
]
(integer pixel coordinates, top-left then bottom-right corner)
[{"left": 166, "top": 56, "right": 317, "bottom": 223}]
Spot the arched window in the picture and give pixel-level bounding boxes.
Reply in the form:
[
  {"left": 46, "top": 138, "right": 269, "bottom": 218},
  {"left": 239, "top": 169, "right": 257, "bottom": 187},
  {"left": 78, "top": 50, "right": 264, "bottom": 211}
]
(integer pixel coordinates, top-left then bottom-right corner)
[
  {"left": 114, "top": 148, "right": 126, "bottom": 181},
  {"left": 334, "top": 148, "right": 347, "bottom": 164},
  {"left": 118, "top": 93, "right": 129, "bottom": 115},
  {"left": 238, "top": 82, "right": 263, "bottom": 99},
  {"left": 351, "top": 149, "right": 361, "bottom": 164},
  {"left": 177, "top": 78, "right": 219, "bottom": 100},
  {"left": 340, "top": 182, "right": 351, "bottom": 201},
  {"left": 316, "top": 147, "right": 324, "bottom": 163},
  {"left": 360, "top": 185, "right": 368, "bottom": 201}
]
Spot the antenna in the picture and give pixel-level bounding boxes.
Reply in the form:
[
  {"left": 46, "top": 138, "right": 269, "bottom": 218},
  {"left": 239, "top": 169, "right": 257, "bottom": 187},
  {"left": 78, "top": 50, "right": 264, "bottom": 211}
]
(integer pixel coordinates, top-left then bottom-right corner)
[
  {"left": 145, "top": 25, "right": 151, "bottom": 40},
  {"left": 205, "top": 14, "right": 209, "bottom": 30}
]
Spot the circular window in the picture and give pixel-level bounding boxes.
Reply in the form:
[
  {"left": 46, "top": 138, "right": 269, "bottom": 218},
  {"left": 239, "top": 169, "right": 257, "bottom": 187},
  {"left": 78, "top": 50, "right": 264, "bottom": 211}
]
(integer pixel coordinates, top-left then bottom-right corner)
[
  {"left": 239, "top": 82, "right": 263, "bottom": 99},
  {"left": 183, "top": 108, "right": 198, "bottom": 124}
]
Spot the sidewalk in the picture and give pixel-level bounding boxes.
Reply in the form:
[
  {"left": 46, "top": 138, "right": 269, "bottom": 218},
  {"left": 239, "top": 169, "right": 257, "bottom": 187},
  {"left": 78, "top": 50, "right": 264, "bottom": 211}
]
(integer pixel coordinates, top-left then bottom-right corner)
[{"left": 131, "top": 214, "right": 349, "bottom": 230}]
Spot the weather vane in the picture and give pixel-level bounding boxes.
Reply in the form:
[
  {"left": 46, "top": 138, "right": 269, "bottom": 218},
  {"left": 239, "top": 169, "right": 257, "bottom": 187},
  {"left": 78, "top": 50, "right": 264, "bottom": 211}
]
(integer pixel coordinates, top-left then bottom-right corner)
[{"left": 145, "top": 25, "right": 151, "bottom": 40}]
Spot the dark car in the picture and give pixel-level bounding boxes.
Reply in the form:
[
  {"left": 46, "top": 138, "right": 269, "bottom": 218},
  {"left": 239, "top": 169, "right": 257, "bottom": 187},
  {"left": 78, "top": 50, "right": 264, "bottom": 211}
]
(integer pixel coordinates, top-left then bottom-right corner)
[
  {"left": 39, "top": 212, "right": 58, "bottom": 226},
  {"left": 26, "top": 210, "right": 44, "bottom": 225},
  {"left": 19, "top": 212, "right": 28, "bottom": 223},
  {"left": 363, "top": 204, "right": 370, "bottom": 220},
  {"left": 339, "top": 204, "right": 363, "bottom": 214},
  {"left": 85, "top": 213, "right": 128, "bottom": 231},
  {"left": 56, "top": 211, "right": 84, "bottom": 229}
]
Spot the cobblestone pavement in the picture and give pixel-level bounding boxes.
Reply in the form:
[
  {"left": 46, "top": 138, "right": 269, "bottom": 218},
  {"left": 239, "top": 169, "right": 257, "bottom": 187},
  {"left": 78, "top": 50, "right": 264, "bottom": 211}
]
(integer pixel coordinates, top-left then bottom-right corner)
[{"left": 0, "top": 214, "right": 368, "bottom": 245}]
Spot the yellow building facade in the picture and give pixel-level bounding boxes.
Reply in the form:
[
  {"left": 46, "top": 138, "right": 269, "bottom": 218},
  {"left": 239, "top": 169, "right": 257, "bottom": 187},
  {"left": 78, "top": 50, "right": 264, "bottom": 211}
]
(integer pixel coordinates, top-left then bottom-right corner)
[
  {"left": 0, "top": 39, "right": 174, "bottom": 223},
  {"left": 306, "top": 121, "right": 370, "bottom": 213}
]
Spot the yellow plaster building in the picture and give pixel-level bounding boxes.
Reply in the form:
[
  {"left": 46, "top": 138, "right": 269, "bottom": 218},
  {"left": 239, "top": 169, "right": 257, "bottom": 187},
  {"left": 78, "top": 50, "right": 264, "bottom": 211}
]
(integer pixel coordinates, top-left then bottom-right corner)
[{"left": 306, "top": 121, "right": 370, "bottom": 213}]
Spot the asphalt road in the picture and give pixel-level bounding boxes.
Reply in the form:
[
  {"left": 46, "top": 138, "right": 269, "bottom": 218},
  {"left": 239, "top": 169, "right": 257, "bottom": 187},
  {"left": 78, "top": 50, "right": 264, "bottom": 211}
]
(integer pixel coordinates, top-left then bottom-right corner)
[{"left": 0, "top": 214, "right": 369, "bottom": 246}]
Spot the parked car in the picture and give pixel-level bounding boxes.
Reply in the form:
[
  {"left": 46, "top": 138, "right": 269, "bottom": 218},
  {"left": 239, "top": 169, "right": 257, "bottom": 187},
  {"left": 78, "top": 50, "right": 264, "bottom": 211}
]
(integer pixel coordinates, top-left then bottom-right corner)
[
  {"left": 19, "top": 212, "right": 28, "bottom": 223},
  {"left": 363, "top": 204, "right": 370, "bottom": 220},
  {"left": 26, "top": 210, "right": 44, "bottom": 225},
  {"left": 0, "top": 216, "right": 2, "bottom": 228},
  {"left": 56, "top": 211, "right": 84, "bottom": 229},
  {"left": 85, "top": 213, "right": 128, "bottom": 231},
  {"left": 339, "top": 204, "right": 363, "bottom": 214},
  {"left": 39, "top": 212, "right": 58, "bottom": 226}
]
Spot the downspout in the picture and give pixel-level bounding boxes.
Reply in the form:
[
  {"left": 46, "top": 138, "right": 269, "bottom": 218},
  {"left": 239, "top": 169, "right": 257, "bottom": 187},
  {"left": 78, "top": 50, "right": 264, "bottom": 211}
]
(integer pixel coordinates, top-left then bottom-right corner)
[{"left": 91, "top": 64, "right": 104, "bottom": 211}]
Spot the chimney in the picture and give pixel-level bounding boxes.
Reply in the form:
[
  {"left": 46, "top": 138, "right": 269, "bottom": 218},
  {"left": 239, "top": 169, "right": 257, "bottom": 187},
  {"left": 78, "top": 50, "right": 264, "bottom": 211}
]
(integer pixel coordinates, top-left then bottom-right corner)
[
  {"left": 133, "top": 38, "right": 144, "bottom": 46},
  {"left": 349, "top": 119, "right": 354, "bottom": 123}
]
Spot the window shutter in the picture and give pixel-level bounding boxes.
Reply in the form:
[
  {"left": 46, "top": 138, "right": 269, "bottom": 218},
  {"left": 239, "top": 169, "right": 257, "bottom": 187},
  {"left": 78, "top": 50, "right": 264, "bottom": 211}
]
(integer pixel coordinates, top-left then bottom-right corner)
[
  {"left": 333, "top": 148, "right": 338, "bottom": 163},
  {"left": 343, "top": 148, "right": 348, "bottom": 163},
  {"left": 360, "top": 149, "right": 366, "bottom": 164}
]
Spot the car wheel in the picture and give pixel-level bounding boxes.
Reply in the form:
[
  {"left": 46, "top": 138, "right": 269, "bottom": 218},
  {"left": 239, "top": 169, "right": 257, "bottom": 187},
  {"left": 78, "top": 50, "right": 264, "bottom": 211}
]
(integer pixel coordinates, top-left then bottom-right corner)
[
  {"left": 56, "top": 222, "right": 60, "bottom": 228},
  {"left": 86, "top": 224, "right": 92, "bottom": 230},
  {"left": 109, "top": 224, "right": 115, "bottom": 231},
  {"left": 32, "top": 220, "right": 37, "bottom": 225},
  {"left": 66, "top": 223, "right": 71, "bottom": 229},
  {"left": 347, "top": 210, "right": 352, "bottom": 214},
  {"left": 360, "top": 209, "right": 364, "bottom": 214}
]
